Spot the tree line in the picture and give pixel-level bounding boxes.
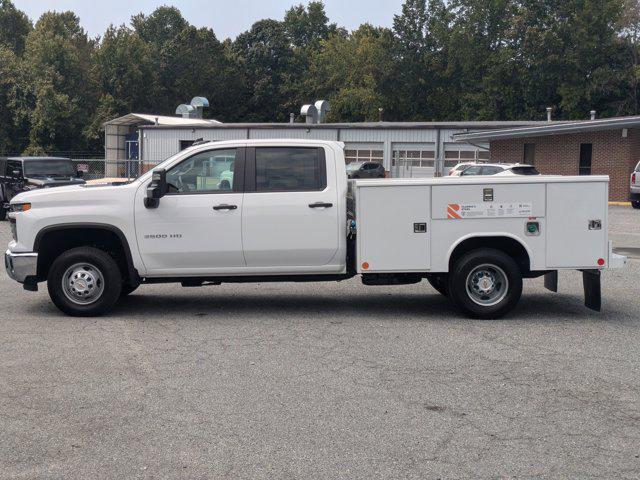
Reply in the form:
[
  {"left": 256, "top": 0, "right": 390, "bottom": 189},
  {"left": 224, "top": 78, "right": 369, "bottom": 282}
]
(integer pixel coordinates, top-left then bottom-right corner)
[{"left": 1, "top": 0, "right": 639, "bottom": 155}]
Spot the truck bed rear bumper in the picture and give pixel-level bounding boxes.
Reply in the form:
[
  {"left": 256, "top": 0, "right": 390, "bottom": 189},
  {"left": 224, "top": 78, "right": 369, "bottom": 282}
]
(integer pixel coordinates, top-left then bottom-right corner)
[{"left": 5, "top": 250, "right": 38, "bottom": 283}]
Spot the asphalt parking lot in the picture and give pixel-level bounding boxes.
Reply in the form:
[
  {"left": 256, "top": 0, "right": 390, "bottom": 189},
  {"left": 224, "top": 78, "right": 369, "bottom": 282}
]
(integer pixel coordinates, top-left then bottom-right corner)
[{"left": 1, "top": 206, "right": 639, "bottom": 479}]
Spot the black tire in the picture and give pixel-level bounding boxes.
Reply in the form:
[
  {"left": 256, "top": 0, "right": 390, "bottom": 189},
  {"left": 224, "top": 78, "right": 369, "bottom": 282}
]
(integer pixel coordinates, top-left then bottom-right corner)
[
  {"left": 47, "top": 247, "right": 122, "bottom": 317},
  {"left": 632, "top": 201, "right": 640, "bottom": 210},
  {"left": 0, "top": 207, "right": 6, "bottom": 221},
  {"left": 427, "top": 274, "right": 449, "bottom": 297},
  {"left": 120, "top": 282, "right": 139, "bottom": 297},
  {"left": 448, "top": 248, "right": 522, "bottom": 319}
]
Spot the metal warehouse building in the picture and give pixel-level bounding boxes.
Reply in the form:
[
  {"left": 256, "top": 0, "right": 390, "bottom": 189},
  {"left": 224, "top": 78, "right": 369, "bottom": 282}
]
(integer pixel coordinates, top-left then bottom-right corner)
[{"left": 104, "top": 113, "right": 546, "bottom": 178}]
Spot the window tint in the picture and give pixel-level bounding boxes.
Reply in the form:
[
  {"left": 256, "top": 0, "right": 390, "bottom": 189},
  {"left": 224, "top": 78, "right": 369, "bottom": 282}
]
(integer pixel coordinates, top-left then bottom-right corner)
[
  {"left": 460, "top": 165, "right": 482, "bottom": 176},
  {"left": 7, "top": 160, "right": 22, "bottom": 178},
  {"left": 255, "top": 147, "right": 325, "bottom": 192},
  {"left": 481, "top": 166, "right": 503, "bottom": 175},
  {"left": 166, "top": 149, "right": 236, "bottom": 193}
]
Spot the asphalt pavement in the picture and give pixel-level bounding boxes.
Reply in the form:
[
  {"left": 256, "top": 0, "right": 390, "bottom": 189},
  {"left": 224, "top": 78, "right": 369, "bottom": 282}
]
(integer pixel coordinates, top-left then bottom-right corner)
[{"left": 1, "top": 206, "right": 639, "bottom": 479}]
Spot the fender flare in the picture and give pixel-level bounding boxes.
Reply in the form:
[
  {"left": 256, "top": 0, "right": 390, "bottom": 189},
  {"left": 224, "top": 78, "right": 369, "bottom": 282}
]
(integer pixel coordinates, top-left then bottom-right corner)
[
  {"left": 446, "top": 232, "right": 533, "bottom": 269},
  {"left": 33, "top": 223, "right": 139, "bottom": 283}
]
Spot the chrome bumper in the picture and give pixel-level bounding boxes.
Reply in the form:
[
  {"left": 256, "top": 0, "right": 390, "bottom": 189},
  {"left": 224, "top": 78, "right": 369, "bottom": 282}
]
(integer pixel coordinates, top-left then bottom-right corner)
[{"left": 5, "top": 250, "right": 38, "bottom": 283}]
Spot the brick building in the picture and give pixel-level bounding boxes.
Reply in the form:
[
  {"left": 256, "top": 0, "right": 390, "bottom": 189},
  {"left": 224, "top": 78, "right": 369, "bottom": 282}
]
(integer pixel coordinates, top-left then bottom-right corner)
[{"left": 454, "top": 116, "right": 640, "bottom": 201}]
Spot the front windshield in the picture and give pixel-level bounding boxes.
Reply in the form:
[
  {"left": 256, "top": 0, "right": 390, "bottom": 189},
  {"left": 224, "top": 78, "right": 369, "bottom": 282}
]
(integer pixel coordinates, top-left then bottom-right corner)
[
  {"left": 24, "top": 160, "right": 75, "bottom": 177},
  {"left": 346, "top": 162, "right": 363, "bottom": 171}
]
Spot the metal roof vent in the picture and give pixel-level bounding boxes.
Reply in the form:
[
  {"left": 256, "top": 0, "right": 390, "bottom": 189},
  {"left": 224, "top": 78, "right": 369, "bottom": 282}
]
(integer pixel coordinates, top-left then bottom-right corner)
[
  {"left": 175, "top": 104, "right": 196, "bottom": 118},
  {"left": 590, "top": 110, "right": 596, "bottom": 121},
  {"left": 315, "top": 100, "right": 330, "bottom": 124},
  {"left": 301, "top": 104, "right": 318, "bottom": 124},
  {"left": 190, "top": 97, "right": 209, "bottom": 119},
  {"left": 546, "top": 107, "right": 553, "bottom": 122},
  {"left": 175, "top": 97, "right": 210, "bottom": 119}
]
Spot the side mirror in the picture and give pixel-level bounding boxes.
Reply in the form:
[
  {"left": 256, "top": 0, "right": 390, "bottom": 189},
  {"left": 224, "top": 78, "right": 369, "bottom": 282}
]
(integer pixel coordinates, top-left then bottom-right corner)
[
  {"left": 144, "top": 169, "right": 167, "bottom": 209},
  {"left": 76, "top": 170, "right": 84, "bottom": 178}
]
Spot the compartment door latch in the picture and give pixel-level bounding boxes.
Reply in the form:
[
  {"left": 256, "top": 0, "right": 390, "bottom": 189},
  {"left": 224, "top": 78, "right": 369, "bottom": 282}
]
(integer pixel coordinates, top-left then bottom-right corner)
[{"left": 588, "top": 220, "right": 602, "bottom": 231}]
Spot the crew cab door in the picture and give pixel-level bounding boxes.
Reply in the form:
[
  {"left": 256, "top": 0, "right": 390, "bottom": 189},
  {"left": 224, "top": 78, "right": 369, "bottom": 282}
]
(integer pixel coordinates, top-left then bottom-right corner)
[
  {"left": 241, "top": 146, "right": 340, "bottom": 270},
  {"left": 134, "top": 148, "right": 245, "bottom": 275}
]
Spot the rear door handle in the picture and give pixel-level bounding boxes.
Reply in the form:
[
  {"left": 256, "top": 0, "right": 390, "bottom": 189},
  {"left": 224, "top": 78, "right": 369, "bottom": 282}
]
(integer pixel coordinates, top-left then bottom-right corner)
[
  {"left": 213, "top": 204, "right": 238, "bottom": 211},
  {"left": 309, "top": 202, "right": 333, "bottom": 209}
]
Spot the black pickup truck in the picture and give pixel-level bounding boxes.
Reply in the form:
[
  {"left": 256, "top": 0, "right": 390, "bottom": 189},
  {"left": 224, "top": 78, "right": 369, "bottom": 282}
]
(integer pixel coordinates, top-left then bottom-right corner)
[{"left": 0, "top": 157, "right": 86, "bottom": 220}]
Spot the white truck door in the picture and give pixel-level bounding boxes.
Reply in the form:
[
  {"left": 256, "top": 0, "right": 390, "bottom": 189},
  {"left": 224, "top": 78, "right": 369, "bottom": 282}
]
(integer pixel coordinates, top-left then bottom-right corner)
[
  {"left": 241, "top": 146, "right": 340, "bottom": 269},
  {"left": 134, "top": 148, "right": 245, "bottom": 275}
]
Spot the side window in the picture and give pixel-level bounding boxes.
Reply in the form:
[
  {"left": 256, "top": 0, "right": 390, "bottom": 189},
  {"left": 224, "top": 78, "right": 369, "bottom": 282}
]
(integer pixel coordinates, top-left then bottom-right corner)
[
  {"left": 481, "top": 166, "right": 502, "bottom": 175},
  {"left": 166, "top": 149, "right": 237, "bottom": 194},
  {"left": 7, "top": 161, "right": 22, "bottom": 178},
  {"left": 461, "top": 165, "right": 482, "bottom": 176},
  {"left": 255, "top": 147, "right": 326, "bottom": 192}
]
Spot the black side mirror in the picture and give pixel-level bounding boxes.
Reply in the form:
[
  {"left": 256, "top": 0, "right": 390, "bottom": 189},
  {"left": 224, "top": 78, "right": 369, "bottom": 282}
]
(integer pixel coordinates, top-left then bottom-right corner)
[
  {"left": 76, "top": 170, "right": 84, "bottom": 178},
  {"left": 144, "top": 169, "right": 167, "bottom": 209}
]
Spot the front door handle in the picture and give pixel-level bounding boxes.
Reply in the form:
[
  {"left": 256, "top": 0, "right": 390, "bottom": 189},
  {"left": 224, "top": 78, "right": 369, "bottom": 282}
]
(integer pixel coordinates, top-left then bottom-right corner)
[
  {"left": 309, "top": 202, "right": 333, "bottom": 209},
  {"left": 213, "top": 204, "right": 238, "bottom": 211}
]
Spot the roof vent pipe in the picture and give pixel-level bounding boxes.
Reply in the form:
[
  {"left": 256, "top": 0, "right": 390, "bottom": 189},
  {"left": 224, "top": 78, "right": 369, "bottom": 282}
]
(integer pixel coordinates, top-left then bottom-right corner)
[
  {"left": 378, "top": 107, "right": 384, "bottom": 122},
  {"left": 315, "top": 100, "right": 330, "bottom": 124},
  {"left": 301, "top": 104, "right": 318, "bottom": 124},
  {"left": 546, "top": 107, "right": 552, "bottom": 122},
  {"left": 590, "top": 110, "right": 596, "bottom": 121},
  {"left": 290, "top": 113, "right": 295, "bottom": 124}
]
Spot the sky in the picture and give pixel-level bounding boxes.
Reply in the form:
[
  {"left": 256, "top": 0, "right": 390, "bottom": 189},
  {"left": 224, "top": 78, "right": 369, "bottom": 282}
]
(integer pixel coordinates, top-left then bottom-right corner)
[{"left": 13, "top": 0, "right": 406, "bottom": 40}]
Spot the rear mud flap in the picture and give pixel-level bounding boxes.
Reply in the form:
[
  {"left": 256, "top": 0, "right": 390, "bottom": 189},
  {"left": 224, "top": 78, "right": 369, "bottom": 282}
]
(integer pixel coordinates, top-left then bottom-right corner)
[
  {"left": 582, "top": 270, "right": 601, "bottom": 312},
  {"left": 544, "top": 271, "right": 558, "bottom": 292}
]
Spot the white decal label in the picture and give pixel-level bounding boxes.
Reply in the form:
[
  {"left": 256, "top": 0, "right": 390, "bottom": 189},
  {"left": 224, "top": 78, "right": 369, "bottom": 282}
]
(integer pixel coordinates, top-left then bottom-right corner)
[{"left": 447, "top": 202, "right": 532, "bottom": 219}]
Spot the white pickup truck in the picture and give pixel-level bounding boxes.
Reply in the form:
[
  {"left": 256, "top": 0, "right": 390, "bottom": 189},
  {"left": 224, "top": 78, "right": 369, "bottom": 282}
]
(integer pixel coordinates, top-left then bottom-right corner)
[{"left": 4, "top": 139, "right": 626, "bottom": 318}]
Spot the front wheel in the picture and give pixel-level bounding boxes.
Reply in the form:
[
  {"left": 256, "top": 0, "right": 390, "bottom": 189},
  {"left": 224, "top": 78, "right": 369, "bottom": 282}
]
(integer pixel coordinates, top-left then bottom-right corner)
[
  {"left": 0, "top": 206, "right": 6, "bottom": 221},
  {"left": 448, "top": 248, "right": 522, "bottom": 319},
  {"left": 632, "top": 201, "right": 640, "bottom": 210},
  {"left": 47, "top": 247, "right": 122, "bottom": 317}
]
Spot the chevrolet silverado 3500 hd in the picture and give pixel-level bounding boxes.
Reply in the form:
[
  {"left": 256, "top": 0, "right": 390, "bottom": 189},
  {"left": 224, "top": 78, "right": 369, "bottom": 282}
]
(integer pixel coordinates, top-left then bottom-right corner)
[{"left": 4, "top": 140, "right": 626, "bottom": 318}]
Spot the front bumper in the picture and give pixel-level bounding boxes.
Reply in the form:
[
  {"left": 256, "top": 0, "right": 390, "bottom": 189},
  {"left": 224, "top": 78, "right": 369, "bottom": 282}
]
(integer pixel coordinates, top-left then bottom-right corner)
[{"left": 5, "top": 250, "right": 38, "bottom": 283}]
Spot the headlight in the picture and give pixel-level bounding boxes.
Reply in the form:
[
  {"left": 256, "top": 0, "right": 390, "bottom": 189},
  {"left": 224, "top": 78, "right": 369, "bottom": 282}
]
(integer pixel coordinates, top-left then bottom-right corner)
[{"left": 11, "top": 203, "right": 31, "bottom": 212}]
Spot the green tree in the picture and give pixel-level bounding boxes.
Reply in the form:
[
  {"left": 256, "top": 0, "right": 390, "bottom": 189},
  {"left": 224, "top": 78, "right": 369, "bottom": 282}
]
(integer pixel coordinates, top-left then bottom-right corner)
[
  {"left": 0, "top": 0, "right": 32, "bottom": 55},
  {"left": 232, "top": 20, "right": 294, "bottom": 121},
  {"left": 310, "top": 25, "right": 396, "bottom": 121},
  {"left": 94, "top": 25, "right": 156, "bottom": 113},
  {"left": 22, "top": 11, "right": 98, "bottom": 153},
  {"left": 131, "top": 6, "right": 188, "bottom": 54}
]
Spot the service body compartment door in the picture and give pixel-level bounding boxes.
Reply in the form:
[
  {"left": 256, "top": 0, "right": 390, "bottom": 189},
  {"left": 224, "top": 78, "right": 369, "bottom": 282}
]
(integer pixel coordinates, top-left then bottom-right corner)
[
  {"left": 357, "top": 185, "right": 430, "bottom": 272},
  {"left": 546, "top": 182, "right": 608, "bottom": 268}
]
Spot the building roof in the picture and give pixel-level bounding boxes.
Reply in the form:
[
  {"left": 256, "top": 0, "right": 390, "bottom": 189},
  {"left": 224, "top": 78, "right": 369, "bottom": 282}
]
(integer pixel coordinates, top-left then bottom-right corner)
[
  {"left": 104, "top": 113, "right": 221, "bottom": 127},
  {"left": 138, "top": 120, "right": 550, "bottom": 131},
  {"left": 453, "top": 116, "right": 640, "bottom": 142}
]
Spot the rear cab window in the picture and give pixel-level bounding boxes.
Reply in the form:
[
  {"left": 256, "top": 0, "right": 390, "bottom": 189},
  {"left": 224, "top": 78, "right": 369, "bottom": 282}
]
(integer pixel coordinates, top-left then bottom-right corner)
[{"left": 253, "top": 147, "right": 326, "bottom": 192}]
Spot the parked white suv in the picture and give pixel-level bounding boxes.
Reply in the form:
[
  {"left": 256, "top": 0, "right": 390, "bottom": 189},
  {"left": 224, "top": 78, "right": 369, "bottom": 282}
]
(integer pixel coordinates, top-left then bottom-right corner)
[
  {"left": 457, "top": 163, "right": 540, "bottom": 176},
  {"left": 631, "top": 161, "right": 640, "bottom": 209}
]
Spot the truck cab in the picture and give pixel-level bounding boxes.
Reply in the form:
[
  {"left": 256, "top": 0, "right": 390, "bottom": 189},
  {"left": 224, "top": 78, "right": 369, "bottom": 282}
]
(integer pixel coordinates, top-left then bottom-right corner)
[{"left": 4, "top": 140, "right": 626, "bottom": 319}]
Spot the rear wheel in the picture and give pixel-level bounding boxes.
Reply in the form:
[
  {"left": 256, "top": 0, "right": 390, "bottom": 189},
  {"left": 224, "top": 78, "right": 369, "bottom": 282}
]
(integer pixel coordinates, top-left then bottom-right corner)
[
  {"left": 632, "top": 201, "right": 640, "bottom": 210},
  {"left": 47, "top": 247, "right": 122, "bottom": 317},
  {"left": 0, "top": 206, "right": 6, "bottom": 221},
  {"left": 448, "top": 248, "right": 522, "bottom": 319}
]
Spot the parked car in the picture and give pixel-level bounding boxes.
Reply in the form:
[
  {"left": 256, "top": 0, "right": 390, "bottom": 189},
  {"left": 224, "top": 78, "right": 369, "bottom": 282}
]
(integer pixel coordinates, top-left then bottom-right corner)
[
  {"left": 0, "top": 157, "right": 85, "bottom": 220},
  {"left": 4, "top": 140, "right": 626, "bottom": 319},
  {"left": 631, "top": 161, "right": 640, "bottom": 209},
  {"left": 345, "top": 161, "right": 385, "bottom": 179},
  {"left": 448, "top": 162, "right": 475, "bottom": 176},
  {"left": 457, "top": 163, "right": 540, "bottom": 177}
]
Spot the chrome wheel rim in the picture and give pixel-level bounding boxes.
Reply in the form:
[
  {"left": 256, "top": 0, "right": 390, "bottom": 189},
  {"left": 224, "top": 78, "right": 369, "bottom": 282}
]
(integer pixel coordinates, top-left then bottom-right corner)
[
  {"left": 465, "top": 264, "right": 509, "bottom": 307},
  {"left": 61, "top": 263, "right": 105, "bottom": 305}
]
